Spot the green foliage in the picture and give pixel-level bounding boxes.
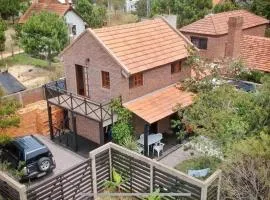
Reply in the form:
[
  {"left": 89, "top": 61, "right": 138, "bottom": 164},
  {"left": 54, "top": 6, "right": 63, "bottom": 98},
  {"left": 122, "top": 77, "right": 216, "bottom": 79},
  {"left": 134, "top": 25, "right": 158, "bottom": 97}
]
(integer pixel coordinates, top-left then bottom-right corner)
[
  {"left": 0, "top": 18, "right": 6, "bottom": 54},
  {"left": 0, "top": 160, "right": 26, "bottom": 181},
  {"left": 175, "top": 156, "right": 221, "bottom": 179},
  {"left": 104, "top": 168, "right": 124, "bottom": 192},
  {"left": 213, "top": 0, "right": 238, "bottom": 13},
  {"left": 75, "top": 0, "right": 106, "bottom": 28},
  {"left": 19, "top": 0, "right": 31, "bottom": 14},
  {"left": 0, "top": 134, "right": 12, "bottom": 146},
  {"left": 0, "top": 53, "right": 62, "bottom": 68},
  {"left": 121, "top": 135, "right": 139, "bottom": 152},
  {"left": 0, "top": 87, "right": 20, "bottom": 133},
  {"left": 238, "top": 70, "right": 266, "bottom": 83},
  {"left": 111, "top": 98, "right": 134, "bottom": 145},
  {"left": 183, "top": 85, "right": 267, "bottom": 149},
  {"left": 146, "top": 189, "right": 161, "bottom": 200},
  {"left": 0, "top": 0, "right": 20, "bottom": 20},
  {"left": 222, "top": 132, "right": 270, "bottom": 199},
  {"left": 136, "top": 0, "right": 213, "bottom": 27},
  {"left": 237, "top": 0, "right": 270, "bottom": 19},
  {"left": 20, "top": 12, "right": 68, "bottom": 64}
]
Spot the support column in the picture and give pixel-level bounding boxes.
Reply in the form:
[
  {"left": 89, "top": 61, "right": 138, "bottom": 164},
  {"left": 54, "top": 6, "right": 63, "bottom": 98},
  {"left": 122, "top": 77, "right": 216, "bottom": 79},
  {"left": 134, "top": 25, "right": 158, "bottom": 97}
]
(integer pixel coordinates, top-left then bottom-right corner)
[
  {"left": 99, "top": 122, "right": 104, "bottom": 145},
  {"left": 144, "top": 124, "right": 149, "bottom": 156},
  {"left": 47, "top": 103, "right": 54, "bottom": 140},
  {"left": 71, "top": 113, "right": 78, "bottom": 152}
]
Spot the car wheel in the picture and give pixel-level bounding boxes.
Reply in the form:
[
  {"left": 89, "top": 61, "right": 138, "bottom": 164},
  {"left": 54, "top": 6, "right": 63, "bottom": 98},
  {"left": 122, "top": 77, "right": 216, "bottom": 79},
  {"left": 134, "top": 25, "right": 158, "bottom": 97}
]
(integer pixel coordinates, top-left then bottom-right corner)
[{"left": 38, "top": 157, "right": 51, "bottom": 172}]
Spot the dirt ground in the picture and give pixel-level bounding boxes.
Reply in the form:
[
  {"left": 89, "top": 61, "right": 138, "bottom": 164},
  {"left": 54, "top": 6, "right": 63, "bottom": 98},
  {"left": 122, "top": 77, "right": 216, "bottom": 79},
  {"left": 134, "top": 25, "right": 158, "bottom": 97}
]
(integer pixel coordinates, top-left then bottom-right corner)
[{"left": 8, "top": 65, "right": 53, "bottom": 88}]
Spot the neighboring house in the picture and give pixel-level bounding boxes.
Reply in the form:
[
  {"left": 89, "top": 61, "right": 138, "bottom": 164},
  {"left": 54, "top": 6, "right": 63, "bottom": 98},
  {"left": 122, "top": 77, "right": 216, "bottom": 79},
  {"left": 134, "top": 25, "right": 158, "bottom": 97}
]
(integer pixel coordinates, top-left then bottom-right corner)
[
  {"left": 0, "top": 71, "right": 26, "bottom": 95},
  {"left": 180, "top": 10, "right": 269, "bottom": 59},
  {"left": 126, "top": 0, "right": 139, "bottom": 12},
  {"left": 226, "top": 16, "right": 270, "bottom": 72},
  {"left": 19, "top": 0, "right": 86, "bottom": 39},
  {"left": 55, "top": 18, "right": 195, "bottom": 146}
]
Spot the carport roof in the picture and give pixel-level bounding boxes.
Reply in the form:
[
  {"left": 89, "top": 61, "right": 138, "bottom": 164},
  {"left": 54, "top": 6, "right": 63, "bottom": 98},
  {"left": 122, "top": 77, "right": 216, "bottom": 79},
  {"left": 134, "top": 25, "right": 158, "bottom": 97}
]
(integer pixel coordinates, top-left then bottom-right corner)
[
  {"left": 0, "top": 71, "right": 26, "bottom": 95},
  {"left": 123, "top": 84, "right": 195, "bottom": 124}
]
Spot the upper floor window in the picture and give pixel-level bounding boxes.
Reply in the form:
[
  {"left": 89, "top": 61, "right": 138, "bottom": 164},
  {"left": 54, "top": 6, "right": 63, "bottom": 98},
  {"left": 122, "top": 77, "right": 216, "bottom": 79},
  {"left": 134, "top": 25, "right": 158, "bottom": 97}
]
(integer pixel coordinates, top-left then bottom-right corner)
[
  {"left": 171, "top": 61, "right": 182, "bottom": 74},
  {"left": 102, "top": 71, "right": 110, "bottom": 89},
  {"left": 191, "top": 36, "right": 208, "bottom": 50},
  {"left": 72, "top": 25, "right": 77, "bottom": 36},
  {"left": 129, "top": 73, "right": 143, "bottom": 88}
]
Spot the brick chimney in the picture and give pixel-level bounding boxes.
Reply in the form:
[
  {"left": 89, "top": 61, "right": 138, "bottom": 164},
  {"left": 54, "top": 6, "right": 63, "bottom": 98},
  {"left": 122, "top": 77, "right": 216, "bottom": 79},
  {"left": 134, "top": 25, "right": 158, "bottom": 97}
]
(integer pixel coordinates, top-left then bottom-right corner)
[{"left": 225, "top": 16, "right": 243, "bottom": 58}]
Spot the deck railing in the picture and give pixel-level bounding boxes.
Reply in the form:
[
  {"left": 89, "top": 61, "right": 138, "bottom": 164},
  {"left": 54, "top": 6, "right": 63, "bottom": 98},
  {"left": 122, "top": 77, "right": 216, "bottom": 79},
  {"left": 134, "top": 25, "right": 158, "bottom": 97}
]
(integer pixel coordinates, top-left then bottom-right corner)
[{"left": 44, "top": 79, "right": 114, "bottom": 125}]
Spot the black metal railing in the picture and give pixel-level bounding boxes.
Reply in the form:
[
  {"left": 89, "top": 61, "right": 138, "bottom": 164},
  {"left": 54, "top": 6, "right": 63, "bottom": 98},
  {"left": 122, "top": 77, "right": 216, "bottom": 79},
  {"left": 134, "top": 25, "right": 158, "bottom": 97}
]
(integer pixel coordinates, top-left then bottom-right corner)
[{"left": 44, "top": 79, "right": 114, "bottom": 124}]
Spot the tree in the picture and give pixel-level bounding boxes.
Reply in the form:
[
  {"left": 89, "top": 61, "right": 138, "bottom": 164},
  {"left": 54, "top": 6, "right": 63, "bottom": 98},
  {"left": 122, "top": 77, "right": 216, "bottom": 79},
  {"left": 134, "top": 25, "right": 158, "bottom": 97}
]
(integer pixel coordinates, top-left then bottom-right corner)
[
  {"left": 222, "top": 132, "right": 270, "bottom": 200},
  {"left": 213, "top": 0, "right": 238, "bottom": 13},
  {"left": 20, "top": 12, "right": 68, "bottom": 66},
  {"left": 181, "top": 84, "right": 267, "bottom": 149},
  {"left": 75, "top": 0, "right": 106, "bottom": 28},
  {"left": 0, "top": 87, "right": 20, "bottom": 145},
  {"left": 0, "top": 18, "right": 7, "bottom": 59},
  {"left": 237, "top": 0, "right": 270, "bottom": 19},
  {"left": 135, "top": 0, "right": 213, "bottom": 27},
  {"left": 0, "top": 0, "right": 20, "bottom": 22}
]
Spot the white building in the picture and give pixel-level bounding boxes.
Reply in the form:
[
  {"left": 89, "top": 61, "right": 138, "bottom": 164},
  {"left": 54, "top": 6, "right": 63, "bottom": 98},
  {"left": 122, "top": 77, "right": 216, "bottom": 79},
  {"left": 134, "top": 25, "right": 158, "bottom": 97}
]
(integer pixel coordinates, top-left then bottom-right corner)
[
  {"left": 126, "top": 0, "right": 139, "bottom": 12},
  {"left": 19, "top": 1, "right": 86, "bottom": 39}
]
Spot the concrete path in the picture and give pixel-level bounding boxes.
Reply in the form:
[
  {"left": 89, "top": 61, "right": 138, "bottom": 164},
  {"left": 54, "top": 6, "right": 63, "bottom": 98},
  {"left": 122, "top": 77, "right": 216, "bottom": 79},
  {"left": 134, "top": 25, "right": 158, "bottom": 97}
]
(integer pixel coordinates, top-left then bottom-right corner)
[
  {"left": 1, "top": 50, "right": 22, "bottom": 59},
  {"left": 159, "top": 145, "right": 201, "bottom": 168}
]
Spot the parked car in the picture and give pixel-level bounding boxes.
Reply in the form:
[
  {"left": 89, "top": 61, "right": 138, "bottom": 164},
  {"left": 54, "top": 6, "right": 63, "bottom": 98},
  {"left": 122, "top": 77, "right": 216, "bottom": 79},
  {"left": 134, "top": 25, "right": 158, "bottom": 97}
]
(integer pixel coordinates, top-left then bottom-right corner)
[{"left": 0, "top": 135, "right": 56, "bottom": 181}]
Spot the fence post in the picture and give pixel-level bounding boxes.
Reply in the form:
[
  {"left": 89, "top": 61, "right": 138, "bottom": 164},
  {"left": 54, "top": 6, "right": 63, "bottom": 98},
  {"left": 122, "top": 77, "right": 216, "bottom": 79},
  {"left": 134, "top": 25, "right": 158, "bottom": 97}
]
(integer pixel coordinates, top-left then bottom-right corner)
[
  {"left": 201, "top": 186, "right": 208, "bottom": 200},
  {"left": 217, "top": 171, "right": 222, "bottom": 200},
  {"left": 90, "top": 153, "right": 98, "bottom": 200},
  {"left": 150, "top": 163, "right": 154, "bottom": 193}
]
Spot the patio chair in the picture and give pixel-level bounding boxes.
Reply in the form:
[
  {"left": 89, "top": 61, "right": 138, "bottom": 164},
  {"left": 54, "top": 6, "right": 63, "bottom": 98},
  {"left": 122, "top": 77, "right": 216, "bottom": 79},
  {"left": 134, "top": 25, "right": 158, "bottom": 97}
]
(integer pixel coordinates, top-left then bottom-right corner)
[
  {"left": 138, "top": 143, "right": 144, "bottom": 154},
  {"left": 153, "top": 142, "right": 165, "bottom": 157}
]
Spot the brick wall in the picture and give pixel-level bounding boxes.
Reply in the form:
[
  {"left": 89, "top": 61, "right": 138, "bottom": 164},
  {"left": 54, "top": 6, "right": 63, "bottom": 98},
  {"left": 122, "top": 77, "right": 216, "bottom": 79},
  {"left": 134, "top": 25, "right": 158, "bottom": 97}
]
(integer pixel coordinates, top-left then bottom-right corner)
[
  {"left": 5, "top": 100, "right": 63, "bottom": 138},
  {"left": 182, "top": 24, "right": 267, "bottom": 60},
  {"left": 4, "top": 86, "right": 45, "bottom": 107}
]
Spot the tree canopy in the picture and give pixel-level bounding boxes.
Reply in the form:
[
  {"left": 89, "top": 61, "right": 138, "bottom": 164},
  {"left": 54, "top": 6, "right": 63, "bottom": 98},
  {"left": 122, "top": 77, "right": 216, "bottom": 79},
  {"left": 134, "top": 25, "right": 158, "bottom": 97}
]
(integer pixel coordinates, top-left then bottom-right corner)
[
  {"left": 75, "top": 0, "right": 106, "bottom": 28},
  {"left": 0, "top": 18, "right": 7, "bottom": 57},
  {"left": 20, "top": 12, "right": 68, "bottom": 65},
  {"left": 237, "top": 0, "right": 270, "bottom": 19},
  {"left": 213, "top": 0, "right": 238, "bottom": 13},
  {"left": 135, "top": 0, "right": 213, "bottom": 27},
  {"left": 0, "top": 0, "right": 20, "bottom": 20}
]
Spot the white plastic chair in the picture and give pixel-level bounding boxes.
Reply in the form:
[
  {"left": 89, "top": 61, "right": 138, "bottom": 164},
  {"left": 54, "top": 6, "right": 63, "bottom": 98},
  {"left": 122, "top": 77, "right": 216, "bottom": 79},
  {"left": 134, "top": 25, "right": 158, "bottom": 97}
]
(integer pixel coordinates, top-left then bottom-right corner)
[
  {"left": 153, "top": 142, "right": 165, "bottom": 157},
  {"left": 137, "top": 143, "right": 144, "bottom": 154}
]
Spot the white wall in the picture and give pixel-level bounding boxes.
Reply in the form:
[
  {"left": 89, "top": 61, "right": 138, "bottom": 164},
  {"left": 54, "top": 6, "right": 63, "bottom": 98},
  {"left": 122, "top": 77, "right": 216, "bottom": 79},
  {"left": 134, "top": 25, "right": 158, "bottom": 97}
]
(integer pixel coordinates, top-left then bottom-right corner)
[
  {"left": 64, "top": 10, "right": 85, "bottom": 39},
  {"left": 126, "top": 0, "right": 139, "bottom": 12}
]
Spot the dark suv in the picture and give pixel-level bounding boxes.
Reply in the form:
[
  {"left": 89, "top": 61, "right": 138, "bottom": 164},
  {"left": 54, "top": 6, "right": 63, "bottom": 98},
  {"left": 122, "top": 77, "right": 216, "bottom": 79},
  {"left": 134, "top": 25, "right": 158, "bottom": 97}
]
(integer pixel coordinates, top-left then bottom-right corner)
[{"left": 0, "top": 135, "right": 56, "bottom": 181}]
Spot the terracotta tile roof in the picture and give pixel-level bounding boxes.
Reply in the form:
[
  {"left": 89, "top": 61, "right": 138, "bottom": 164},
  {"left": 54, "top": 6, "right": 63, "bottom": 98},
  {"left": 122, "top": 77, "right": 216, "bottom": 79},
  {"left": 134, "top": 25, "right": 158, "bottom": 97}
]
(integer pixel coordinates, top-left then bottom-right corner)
[
  {"left": 123, "top": 84, "right": 195, "bottom": 124},
  {"left": 19, "top": 2, "right": 71, "bottom": 23},
  {"left": 180, "top": 10, "right": 269, "bottom": 36},
  {"left": 92, "top": 18, "right": 191, "bottom": 74},
  {"left": 240, "top": 35, "right": 270, "bottom": 72}
]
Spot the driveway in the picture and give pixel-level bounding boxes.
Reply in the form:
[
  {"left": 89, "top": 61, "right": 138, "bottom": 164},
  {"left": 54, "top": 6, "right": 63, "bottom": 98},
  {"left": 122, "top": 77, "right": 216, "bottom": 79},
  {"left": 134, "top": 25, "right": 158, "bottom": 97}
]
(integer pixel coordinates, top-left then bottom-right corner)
[{"left": 28, "top": 135, "right": 86, "bottom": 185}]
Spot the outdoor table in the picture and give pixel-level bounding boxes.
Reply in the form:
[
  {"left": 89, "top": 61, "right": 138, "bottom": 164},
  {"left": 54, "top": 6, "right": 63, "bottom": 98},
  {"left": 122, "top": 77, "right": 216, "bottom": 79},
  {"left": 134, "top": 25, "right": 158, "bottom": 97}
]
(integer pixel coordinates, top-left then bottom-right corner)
[{"left": 137, "top": 133, "right": 163, "bottom": 155}]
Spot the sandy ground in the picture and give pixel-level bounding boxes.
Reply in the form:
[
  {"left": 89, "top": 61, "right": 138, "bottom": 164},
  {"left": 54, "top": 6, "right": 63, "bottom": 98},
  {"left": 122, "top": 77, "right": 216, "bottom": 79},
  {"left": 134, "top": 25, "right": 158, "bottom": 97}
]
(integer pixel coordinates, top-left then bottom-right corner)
[{"left": 8, "top": 65, "right": 51, "bottom": 88}]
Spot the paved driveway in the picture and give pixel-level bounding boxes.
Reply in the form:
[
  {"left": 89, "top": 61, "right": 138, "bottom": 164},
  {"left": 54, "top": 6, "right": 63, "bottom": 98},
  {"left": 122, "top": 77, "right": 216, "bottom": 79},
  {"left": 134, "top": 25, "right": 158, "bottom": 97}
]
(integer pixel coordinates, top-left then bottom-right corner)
[{"left": 28, "top": 135, "right": 86, "bottom": 185}]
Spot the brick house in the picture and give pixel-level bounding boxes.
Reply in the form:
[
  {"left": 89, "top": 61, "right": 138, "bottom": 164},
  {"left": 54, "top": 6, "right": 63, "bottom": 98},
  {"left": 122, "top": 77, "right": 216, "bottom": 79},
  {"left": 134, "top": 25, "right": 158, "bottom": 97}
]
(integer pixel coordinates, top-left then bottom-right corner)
[
  {"left": 46, "top": 18, "right": 195, "bottom": 149},
  {"left": 19, "top": 0, "right": 86, "bottom": 39},
  {"left": 226, "top": 16, "right": 270, "bottom": 72},
  {"left": 180, "top": 10, "right": 269, "bottom": 60}
]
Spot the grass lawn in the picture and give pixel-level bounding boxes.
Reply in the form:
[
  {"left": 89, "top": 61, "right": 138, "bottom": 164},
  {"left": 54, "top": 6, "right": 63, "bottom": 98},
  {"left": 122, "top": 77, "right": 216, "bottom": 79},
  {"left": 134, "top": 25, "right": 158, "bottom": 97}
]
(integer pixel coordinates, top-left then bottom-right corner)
[
  {"left": 0, "top": 53, "right": 61, "bottom": 69},
  {"left": 175, "top": 156, "right": 222, "bottom": 180}
]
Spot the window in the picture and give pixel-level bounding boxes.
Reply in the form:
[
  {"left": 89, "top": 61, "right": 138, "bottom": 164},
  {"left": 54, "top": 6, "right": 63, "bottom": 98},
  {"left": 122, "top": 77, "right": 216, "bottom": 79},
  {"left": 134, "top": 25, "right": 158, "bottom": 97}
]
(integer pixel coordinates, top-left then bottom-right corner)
[
  {"left": 129, "top": 73, "right": 143, "bottom": 88},
  {"left": 72, "top": 25, "right": 77, "bottom": 36},
  {"left": 102, "top": 71, "right": 110, "bottom": 89},
  {"left": 191, "top": 36, "right": 208, "bottom": 49},
  {"left": 171, "top": 61, "right": 182, "bottom": 74}
]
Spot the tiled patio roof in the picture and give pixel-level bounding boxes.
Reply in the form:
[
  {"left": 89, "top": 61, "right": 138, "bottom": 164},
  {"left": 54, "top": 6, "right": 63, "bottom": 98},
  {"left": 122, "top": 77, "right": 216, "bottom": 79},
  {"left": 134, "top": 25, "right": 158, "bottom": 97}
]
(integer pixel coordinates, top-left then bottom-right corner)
[
  {"left": 241, "top": 35, "right": 270, "bottom": 72},
  {"left": 180, "top": 10, "right": 269, "bottom": 36},
  {"left": 123, "top": 84, "right": 195, "bottom": 124}
]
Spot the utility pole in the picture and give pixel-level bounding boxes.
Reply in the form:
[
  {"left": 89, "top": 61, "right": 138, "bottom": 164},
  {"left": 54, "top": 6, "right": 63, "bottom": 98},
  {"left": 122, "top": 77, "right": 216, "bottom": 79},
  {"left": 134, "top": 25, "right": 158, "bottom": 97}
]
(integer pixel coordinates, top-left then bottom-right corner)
[{"left": 147, "top": 0, "right": 151, "bottom": 18}]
